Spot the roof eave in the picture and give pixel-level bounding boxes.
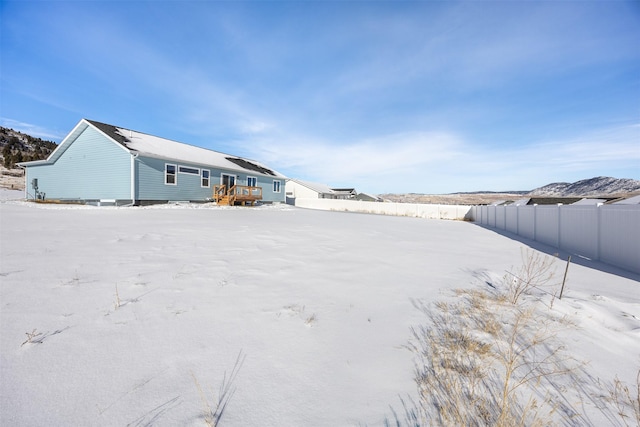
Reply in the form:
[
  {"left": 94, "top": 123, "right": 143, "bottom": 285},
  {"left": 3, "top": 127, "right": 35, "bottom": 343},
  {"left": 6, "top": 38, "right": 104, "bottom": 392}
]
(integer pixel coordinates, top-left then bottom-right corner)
[
  {"left": 17, "top": 160, "right": 50, "bottom": 167},
  {"left": 135, "top": 151, "right": 285, "bottom": 178}
]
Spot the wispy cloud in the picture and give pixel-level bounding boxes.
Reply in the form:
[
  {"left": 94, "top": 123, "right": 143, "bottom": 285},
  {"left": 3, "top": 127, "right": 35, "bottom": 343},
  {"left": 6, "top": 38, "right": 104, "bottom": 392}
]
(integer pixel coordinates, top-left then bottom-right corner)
[
  {"left": 0, "top": 118, "right": 65, "bottom": 141},
  {"left": 3, "top": 1, "right": 638, "bottom": 193}
]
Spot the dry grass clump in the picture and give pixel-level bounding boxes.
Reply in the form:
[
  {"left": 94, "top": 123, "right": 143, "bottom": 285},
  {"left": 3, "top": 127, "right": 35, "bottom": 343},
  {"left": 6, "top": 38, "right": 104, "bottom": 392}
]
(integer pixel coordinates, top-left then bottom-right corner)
[
  {"left": 608, "top": 370, "right": 640, "bottom": 427},
  {"left": 406, "top": 289, "right": 574, "bottom": 427},
  {"left": 393, "top": 249, "right": 638, "bottom": 427},
  {"left": 192, "top": 351, "right": 245, "bottom": 427}
]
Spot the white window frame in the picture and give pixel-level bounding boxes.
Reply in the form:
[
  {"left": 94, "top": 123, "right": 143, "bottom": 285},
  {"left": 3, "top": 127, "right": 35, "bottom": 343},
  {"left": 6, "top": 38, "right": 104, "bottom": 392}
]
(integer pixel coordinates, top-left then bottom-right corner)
[
  {"left": 273, "top": 180, "right": 281, "bottom": 193},
  {"left": 247, "top": 176, "right": 257, "bottom": 187},
  {"left": 165, "top": 163, "right": 177, "bottom": 185},
  {"left": 201, "top": 169, "right": 210, "bottom": 188},
  {"left": 178, "top": 165, "right": 200, "bottom": 175}
]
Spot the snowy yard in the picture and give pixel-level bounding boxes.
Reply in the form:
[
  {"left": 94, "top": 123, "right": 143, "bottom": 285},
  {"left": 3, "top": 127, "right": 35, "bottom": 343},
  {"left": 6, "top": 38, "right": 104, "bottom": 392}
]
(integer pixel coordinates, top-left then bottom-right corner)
[{"left": 1, "top": 191, "right": 639, "bottom": 426}]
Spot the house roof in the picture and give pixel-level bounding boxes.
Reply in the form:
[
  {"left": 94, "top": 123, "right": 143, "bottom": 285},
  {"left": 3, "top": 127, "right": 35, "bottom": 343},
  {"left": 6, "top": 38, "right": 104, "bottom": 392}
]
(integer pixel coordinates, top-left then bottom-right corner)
[
  {"left": 356, "top": 192, "right": 383, "bottom": 201},
  {"left": 287, "top": 179, "right": 335, "bottom": 195},
  {"left": 571, "top": 198, "right": 608, "bottom": 206},
  {"left": 525, "top": 197, "right": 583, "bottom": 205},
  {"left": 612, "top": 194, "right": 640, "bottom": 204},
  {"left": 20, "top": 119, "right": 285, "bottom": 178},
  {"left": 87, "top": 120, "right": 284, "bottom": 178},
  {"left": 331, "top": 188, "right": 356, "bottom": 194}
]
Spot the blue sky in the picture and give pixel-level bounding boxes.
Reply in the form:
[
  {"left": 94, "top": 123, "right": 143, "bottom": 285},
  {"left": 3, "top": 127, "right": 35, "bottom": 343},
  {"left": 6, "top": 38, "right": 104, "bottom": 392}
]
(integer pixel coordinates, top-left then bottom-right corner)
[{"left": 1, "top": 1, "right": 639, "bottom": 194}]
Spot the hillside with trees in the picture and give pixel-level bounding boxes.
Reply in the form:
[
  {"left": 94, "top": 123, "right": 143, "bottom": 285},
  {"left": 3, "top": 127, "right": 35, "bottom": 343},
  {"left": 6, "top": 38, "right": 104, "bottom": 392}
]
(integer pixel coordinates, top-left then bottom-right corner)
[{"left": 1, "top": 126, "right": 58, "bottom": 168}]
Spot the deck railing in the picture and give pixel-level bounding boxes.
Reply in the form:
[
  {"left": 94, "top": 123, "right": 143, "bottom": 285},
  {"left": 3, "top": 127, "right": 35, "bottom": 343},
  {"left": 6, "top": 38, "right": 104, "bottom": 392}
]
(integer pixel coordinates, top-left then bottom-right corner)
[{"left": 213, "top": 184, "right": 262, "bottom": 205}]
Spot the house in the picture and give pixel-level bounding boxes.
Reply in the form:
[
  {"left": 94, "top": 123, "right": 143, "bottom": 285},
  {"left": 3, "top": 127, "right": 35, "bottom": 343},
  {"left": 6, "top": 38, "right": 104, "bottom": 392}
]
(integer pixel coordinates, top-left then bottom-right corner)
[
  {"left": 331, "top": 188, "right": 357, "bottom": 200},
  {"left": 355, "top": 192, "right": 383, "bottom": 202},
  {"left": 285, "top": 179, "right": 337, "bottom": 200},
  {"left": 17, "top": 119, "right": 286, "bottom": 205}
]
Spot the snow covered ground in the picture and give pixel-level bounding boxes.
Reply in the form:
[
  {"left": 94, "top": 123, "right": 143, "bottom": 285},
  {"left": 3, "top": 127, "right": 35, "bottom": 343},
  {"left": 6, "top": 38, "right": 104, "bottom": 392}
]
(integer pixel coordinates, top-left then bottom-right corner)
[{"left": 1, "top": 190, "right": 638, "bottom": 426}]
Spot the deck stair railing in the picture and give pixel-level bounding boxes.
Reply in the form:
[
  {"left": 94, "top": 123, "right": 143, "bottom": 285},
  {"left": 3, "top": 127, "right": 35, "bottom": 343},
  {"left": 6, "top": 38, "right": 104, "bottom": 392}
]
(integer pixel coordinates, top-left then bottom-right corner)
[{"left": 213, "top": 184, "right": 262, "bottom": 206}]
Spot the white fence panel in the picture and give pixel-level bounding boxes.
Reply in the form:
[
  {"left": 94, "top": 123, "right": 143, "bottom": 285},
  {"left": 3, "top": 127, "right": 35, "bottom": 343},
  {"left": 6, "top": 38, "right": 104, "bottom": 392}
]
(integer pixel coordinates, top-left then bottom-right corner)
[
  {"left": 534, "top": 206, "right": 560, "bottom": 248},
  {"left": 518, "top": 207, "right": 536, "bottom": 240},
  {"left": 505, "top": 207, "right": 518, "bottom": 234},
  {"left": 559, "top": 206, "right": 599, "bottom": 260},
  {"left": 495, "top": 206, "right": 506, "bottom": 230},
  {"left": 600, "top": 205, "right": 640, "bottom": 273},
  {"left": 488, "top": 206, "right": 497, "bottom": 227},
  {"left": 469, "top": 203, "right": 640, "bottom": 275},
  {"left": 292, "top": 198, "right": 472, "bottom": 220}
]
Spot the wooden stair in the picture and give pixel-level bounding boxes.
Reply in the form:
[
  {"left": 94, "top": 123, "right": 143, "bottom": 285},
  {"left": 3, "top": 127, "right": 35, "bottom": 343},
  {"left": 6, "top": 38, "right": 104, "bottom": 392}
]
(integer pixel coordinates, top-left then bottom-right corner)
[
  {"left": 213, "top": 184, "right": 262, "bottom": 206},
  {"left": 218, "top": 196, "right": 232, "bottom": 206}
]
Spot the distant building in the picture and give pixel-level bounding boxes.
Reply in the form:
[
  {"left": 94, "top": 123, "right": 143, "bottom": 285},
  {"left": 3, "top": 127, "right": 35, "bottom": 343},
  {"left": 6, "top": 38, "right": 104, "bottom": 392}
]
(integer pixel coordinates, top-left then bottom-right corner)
[
  {"left": 331, "top": 188, "right": 357, "bottom": 199},
  {"left": 285, "top": 179, "right": 375, "bottom": 202},
  {"left": 285, "top": 179, "right": 336, "bottom": 199},
  {"left": 355, "top": 192, "right": 383, "bottom": 202}
]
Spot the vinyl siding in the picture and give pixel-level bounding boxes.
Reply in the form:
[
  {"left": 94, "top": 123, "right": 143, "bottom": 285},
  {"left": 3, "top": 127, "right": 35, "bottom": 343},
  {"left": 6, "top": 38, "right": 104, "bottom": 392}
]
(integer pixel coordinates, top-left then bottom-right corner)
[
  {"left": 25, "top": 127, "right": 131, "bottom": 200},
  {"left": 136, "top": 156, "right": 285, "bottom": 203},
  {"left": 136, "top": 156, "right": 213, "bottom": 201}
]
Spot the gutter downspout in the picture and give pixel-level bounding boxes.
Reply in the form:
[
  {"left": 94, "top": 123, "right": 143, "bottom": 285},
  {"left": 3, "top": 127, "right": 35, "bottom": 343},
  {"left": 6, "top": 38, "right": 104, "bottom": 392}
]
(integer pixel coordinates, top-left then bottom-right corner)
[
  {"left": 130, "top": 152, "right": 139, "bottom": 205},
  {"left": 17, "top": 164, "right": 28, "bottom": 199}
]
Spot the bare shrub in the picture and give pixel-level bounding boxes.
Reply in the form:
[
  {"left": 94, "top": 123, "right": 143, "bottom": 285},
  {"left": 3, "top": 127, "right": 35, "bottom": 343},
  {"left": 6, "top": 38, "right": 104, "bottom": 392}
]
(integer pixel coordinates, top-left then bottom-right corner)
[
  {"left": 504, "top": 248, "right": 558, "bottom": 305},
  {"left": 192, "top": 351, "right": 246, "bottom": 426},
  {"left": 406, "top": 286, "right": 579, "bottom": 427}
]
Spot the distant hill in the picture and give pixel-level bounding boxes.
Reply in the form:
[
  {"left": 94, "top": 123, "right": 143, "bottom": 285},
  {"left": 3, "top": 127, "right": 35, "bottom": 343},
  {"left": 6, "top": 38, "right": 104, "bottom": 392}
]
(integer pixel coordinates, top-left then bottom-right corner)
[
  {"left": 0, "top": 126, "right": 58, "bottom": 168},
  {"left": 529, "top": 177, "right": 640, "bottom": 197},
  {"left": 380, "top": 176, "right": 640, "bottom": 205}
]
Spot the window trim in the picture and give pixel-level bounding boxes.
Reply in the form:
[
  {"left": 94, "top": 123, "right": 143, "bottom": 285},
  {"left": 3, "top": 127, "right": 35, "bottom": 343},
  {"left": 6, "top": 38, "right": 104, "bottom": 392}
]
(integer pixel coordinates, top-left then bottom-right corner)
[
  {"left": 273, "top": 180, "right": 281, "bottom": 193},
  {"left": 178, "top": 165, "right": 200, "bottom": 175},
  {"left": 201, "top": 169, "right": 210, "bottom": 188},
  {"left": 221, "top": 173, "right": 237, "bottom": 188},
  {"left": 247, "top": 176, "right": 258, "bottom": 187},
  {"left": 165, "top": 163, "right": 177, "bottom": 185}
]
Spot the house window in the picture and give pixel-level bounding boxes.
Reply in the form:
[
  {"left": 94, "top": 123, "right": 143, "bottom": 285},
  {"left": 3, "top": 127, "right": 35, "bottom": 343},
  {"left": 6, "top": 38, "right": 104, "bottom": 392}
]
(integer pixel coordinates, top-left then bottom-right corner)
[
  {"left": 273, "top": 180, "right": 281, "bottom": 193},
  {"left": 247, "top": 176, "right": 257, "bottom": 187},
  {"left": 178, "top": 166, "right": 200, "bottom": 175},
  {"left": 165, "top": 164, "right": 177, "bottom": 185},
  {"left": 201, "top": 170, "right": 210, "bottom": 188}
]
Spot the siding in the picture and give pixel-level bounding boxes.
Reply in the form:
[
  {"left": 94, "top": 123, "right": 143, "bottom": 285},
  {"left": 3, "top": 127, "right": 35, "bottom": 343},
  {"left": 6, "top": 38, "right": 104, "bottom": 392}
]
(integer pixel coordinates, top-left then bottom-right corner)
[
  {"left": 285, "top": 181, "right": 322, "bottom": 199},
  {"left": 136, "top": 156, "right": 212, "bottom": 201},
  {"left": 25, "top": 126, "right": 131, "bottom": 200},
  {"left": 136, "top": 157, "right": 285, "bottom": 203}
]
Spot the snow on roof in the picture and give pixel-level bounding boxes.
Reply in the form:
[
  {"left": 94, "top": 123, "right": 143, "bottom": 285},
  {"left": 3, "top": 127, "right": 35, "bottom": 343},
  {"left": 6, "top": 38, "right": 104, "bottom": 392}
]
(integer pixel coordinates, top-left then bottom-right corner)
[
  {"left": 572, "top": 198, "right": 607, "bottom": 205},
  {"left": 613, "top": 194, "right": 640, "bottom": 204},
  {"left": 88, "top": 120, "right": 285, "bottom": 178},
  {"left": 511, "top": 198, "right": 531, "bottom": 206},
  {"left": 288, "top": 179, "right": 335, "bottom": 195}
]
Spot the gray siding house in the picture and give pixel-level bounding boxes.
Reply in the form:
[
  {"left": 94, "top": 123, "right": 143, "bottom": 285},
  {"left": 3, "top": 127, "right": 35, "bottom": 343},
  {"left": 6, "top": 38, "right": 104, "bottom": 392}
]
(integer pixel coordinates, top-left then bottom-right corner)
[{"left": 18, "top": 119, "right": 286, "bottom": 205}]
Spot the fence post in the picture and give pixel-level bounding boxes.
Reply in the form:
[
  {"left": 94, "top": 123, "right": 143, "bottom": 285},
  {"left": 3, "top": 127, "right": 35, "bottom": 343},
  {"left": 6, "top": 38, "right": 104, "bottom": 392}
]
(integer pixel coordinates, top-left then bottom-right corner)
[
  {"left": 557, "top": 204, "right": 562, "bottom": 249},
  {"left": 559, "top": 255, "right": 571, "bottom": 299},
  {"left": 533, "top": 204, "right": 538, "bottom": 242},
  {"left": 596, "top": 203, "right": 603, "bottom": 262}
]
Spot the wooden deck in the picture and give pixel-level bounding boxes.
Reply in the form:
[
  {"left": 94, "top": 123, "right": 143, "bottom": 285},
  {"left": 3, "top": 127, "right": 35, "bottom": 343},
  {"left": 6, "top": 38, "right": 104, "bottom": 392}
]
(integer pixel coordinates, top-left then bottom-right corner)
[{"left": 213, "top": 184, "right": 262, "bottom": 206}]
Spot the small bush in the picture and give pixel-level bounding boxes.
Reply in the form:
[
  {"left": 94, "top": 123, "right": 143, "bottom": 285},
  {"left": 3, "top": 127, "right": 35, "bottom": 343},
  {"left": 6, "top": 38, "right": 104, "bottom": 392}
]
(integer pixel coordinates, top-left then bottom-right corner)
[{"left": 504, "top": 248, "right": 557, "bottom": 305}]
